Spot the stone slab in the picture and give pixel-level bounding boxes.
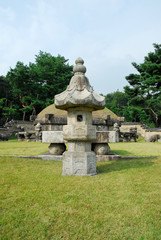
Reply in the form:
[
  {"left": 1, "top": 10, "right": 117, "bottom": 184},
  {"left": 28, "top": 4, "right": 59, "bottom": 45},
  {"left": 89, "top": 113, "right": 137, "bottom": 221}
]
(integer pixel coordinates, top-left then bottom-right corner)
[
  {"left": 42, "top": 131, "right": 64, "bottom": 143},
  {"left": 108, "top": 131, "right": 119, "bottom": 143},
  {"left": 38, "top": 153, "right": 120, "bottom": 162},
  {"left": 63, "top": 124, "right": 96, "bottom": 141},
  {"left": 62, "top": 151, "right": 97, "bottom": 176},
  {"left": 96, "top": 154, "right": 120, "bottom": 161},
  {"left": 94, "top": 131, "right": 109, "bottom": 143},
  {"left": 38, "top": 153, "right": 63, "bottom": 161}
]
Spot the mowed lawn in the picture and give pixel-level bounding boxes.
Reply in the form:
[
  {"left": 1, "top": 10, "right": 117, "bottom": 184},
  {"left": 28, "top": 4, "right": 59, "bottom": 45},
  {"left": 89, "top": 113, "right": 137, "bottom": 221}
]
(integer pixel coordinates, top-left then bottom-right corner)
[
  {"left": 0, "top": 140, "right": 49, "bottom": 156},
  {"left": 0, "top": 141, "right": 161, "bottom": 239},
  {"left": 109, "top": 142, "right": 161, "bottom": 157},
  {"left": 0, "top": 140, "right": 161, "bottom": 157}
]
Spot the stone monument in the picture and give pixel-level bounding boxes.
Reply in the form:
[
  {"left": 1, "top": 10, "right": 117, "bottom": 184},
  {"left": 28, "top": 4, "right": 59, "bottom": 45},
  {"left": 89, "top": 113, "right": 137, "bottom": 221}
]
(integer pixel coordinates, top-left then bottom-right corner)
[{"left": 55, "top": 57, "right": 105, "bottom": 176}]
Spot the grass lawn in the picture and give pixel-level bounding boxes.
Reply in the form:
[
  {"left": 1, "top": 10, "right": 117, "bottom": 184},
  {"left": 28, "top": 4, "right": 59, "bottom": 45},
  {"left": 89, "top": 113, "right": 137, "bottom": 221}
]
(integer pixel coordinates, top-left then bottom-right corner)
[
  {"left": 0, "top": 140, "right": 48, "bottom": 156},
  {"left": 0, "top": 156, "right": 161, "bottom": 239},
  {"left": 0, "top": 141, "right": 161, "bottom": 239},
  {"left": 109, "top": 142, "right": 161, "bottom": 157},
  {"left": 0, "top": 140, "right": 161, "bottom": 157}
]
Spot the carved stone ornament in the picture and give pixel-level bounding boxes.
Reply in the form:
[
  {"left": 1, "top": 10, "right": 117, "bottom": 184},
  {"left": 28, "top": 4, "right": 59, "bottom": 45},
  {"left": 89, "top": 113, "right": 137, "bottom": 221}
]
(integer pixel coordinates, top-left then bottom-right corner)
[
  {"left": 55, "top": 57, "right": 105, "bottom": 110},
  {"left": 54, "top": 58, "right": 105, "bottom": 176}
]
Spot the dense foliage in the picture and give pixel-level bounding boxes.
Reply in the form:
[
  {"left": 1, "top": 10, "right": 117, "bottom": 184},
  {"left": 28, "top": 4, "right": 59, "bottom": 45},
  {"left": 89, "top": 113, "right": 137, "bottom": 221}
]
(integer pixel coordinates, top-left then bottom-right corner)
[
  {"left": 105, "top": 91, "right": 129, "bottom": 117},
  {"left": 105, "top": 44, "right": 161, "bottom": 127},
  {"left": 124, "top": 43, "right": 161, "bottom": 127},
  {"left": 0, "top": 52, "right": 73, "bottom": 123}
]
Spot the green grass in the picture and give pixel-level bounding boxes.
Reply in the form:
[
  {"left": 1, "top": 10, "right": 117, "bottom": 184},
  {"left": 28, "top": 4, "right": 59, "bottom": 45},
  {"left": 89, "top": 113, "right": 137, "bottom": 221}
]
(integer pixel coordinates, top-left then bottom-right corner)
[
  {"left": 0, "top": 141, "right": 161, "bottom": 239},
  {"left": 0, "top": 156, "right": 161, "bottom": 239},
  {"left": 0, "top": 140, "right": 161, "bottom": 157},
  {"left": 109, "top": 142, "right": 161, "bottom": 157},
  {"left": 0, "top": 140, "right": 48, "bottom": 156}
]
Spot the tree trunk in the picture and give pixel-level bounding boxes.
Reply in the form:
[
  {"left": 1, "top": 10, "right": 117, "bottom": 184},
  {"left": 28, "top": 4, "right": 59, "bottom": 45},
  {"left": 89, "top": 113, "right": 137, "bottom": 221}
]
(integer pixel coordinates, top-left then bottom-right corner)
[{"left": 23, "top": 111, "right": 26, "bottom": 122}]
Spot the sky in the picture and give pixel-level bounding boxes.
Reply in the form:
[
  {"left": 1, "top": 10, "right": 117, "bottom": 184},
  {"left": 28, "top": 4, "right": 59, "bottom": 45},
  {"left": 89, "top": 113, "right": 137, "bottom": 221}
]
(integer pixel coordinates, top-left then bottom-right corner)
[{"left": 0, "top": 0, "right": 161, "bottom": 95}]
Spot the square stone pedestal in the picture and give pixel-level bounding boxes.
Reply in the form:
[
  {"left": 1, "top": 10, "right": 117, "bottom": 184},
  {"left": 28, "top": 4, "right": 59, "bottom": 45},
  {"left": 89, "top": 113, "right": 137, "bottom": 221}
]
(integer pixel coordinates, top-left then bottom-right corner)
[{"left": 62, "top": 151, "right": 97, "bottom": 176}]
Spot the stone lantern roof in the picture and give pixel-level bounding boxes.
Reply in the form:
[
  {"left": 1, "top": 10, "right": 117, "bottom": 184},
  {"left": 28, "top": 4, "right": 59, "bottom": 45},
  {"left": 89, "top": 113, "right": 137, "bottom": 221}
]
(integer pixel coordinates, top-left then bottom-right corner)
[{"left": 55, "top": 57, "right": 105, "bottom": 110}]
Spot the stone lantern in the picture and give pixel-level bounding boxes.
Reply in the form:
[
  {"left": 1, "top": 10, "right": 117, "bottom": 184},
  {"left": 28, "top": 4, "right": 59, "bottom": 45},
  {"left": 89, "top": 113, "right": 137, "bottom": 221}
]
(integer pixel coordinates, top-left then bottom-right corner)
[{"left": 55, "top": 58, "right": 105, "bottom": 176}]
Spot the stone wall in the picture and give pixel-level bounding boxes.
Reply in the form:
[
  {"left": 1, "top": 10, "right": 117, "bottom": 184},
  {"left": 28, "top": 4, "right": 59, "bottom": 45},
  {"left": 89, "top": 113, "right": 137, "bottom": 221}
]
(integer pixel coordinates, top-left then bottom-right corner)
[
  {"left": 0, "top": 120, "right": 34, "bottom": 137},
  {"left": 0, "top": 128, "right": 8, "bottom": 134},
  {"left": 120, "top": 122, "right": 161, "bottom": 142}
]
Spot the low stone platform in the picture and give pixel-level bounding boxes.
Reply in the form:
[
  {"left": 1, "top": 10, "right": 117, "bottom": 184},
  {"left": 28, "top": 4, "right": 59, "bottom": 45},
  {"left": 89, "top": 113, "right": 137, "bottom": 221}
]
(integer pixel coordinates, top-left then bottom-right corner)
[
  {"left": 38, "top": 153, "right": 63, "bottom": 161},
  {"left": 0, "top": 154, "right": 158, "bottom": 160},
  {"left": 96, "top": 153, "right": 120, "bottom": 161},
  {"left": 38, "top": 152, "right": 120, "bottom": 161}
]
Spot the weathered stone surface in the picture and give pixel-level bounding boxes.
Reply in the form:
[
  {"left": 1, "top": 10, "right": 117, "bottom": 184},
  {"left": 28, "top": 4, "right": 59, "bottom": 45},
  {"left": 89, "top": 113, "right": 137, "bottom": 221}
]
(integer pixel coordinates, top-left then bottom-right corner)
[
  {"left": 96, "top": 154, "right": 120, "bottom": 161},
  {"left": 55, "top": 58, "right": 105, "bottom": 111},
  {"left": 63, "top": 125, "right": 96, "bottom": 141},
  {"left": 16, "top": 131, "right": 36, "bottom": 142},
  {"left": 54, "top": 58, "right": 105, "bottom": 176},
  {"left": 35, "top": 123, "right": 42, "bottom": 142},
  {"left": 68, "top": 142, "right": 91, "bottom": 152},
  {"left": 96, "top": 125, "right": 108, "bottom": 131},
  {"left": 42, "top": 131, "right": 64, "bottom": 143},
  {"left": 62, "top": 151, "right": 96, "bottom": 176},
  {"left": 48, "top": 143, "right": 66, "bottom": 155},
  {"left": 35, "top": 115, "right": 67, "bottom": 125},
  {"left": 35, "top": 122, "right": 41, "bottom": 131},
  {"left": 67, "top": 110, "right": 93, "bottom": 125},
  {"left": 113, "top": 122, "right": 120, "bottom": 132},
  {"left": 148, "top": 134, "right": 160, "bottom": 142},
  {"left": 24, "top": 131, "right": 36, "bottom": 142},
  {"left": 16, "top": 132, "right": 26, "bottom": 141},
  {"left": 38, "top": 154, "right": 63, "bottom": 161},
  {"left": 109, "top": 131, "right": 119, "bottom": 143},
  {"left": 38, "top": 153, "right": 121, "bottom": 161},
  {"left": 92, "top": 118, "right": 106, "bottom": 125},
  {"left": 95, "top": 131, "right": 109, "bottom": 143},
  {"left": 42, "top": 125, "right": 63, "bottom": 131},
  {"left": 92, "top": 143, "right": 110, "bottom": 155}
]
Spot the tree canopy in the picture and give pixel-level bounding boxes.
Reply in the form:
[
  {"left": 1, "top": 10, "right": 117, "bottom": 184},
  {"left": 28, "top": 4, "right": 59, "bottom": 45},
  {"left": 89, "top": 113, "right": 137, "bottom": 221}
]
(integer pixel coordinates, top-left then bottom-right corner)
[
  {"left": 0, "top": 52, "right": 73, "bottom": 123},
  {"left": 105, "top": 91, "right": 129, "bottom": 117},
  {"left": 124, "top": 43, "right": 161, "bottom": 126}
]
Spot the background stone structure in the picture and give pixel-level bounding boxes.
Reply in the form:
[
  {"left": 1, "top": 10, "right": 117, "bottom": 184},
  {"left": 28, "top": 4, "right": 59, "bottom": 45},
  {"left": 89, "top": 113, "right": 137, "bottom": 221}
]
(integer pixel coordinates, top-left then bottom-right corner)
[
  {"left": 120, "top": 122, "right": 161, "bottom": 142},
  {"left": 36, "top": 109, "right": 122, "bottom": 154}
]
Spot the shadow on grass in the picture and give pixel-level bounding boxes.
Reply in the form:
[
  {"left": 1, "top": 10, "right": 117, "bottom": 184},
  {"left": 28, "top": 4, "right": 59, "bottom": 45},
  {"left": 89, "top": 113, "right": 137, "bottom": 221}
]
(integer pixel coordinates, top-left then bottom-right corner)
[
  {"left": 97, "top": 157, "right": 155, "bottom": 174},
  {"left": 111, "top": 150, "right": 132, "bottom": 156}
]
